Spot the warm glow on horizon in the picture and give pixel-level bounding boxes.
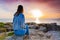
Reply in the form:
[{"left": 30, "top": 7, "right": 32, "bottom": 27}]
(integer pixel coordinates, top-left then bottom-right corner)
[
  {"left": 31, "top": 9, "right": 43, "bottom": 18},
  {"left": 30, "top": 9, "right": 43, "bottom": 24}
]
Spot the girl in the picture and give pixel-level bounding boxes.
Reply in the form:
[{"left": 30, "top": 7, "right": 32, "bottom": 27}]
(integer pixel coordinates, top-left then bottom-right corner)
[{"left": 13, "top": 5, "right": 29, "bottom": 40}]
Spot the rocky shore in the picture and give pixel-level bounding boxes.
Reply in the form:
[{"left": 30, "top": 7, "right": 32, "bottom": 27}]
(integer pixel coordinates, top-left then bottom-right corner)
[{"left": 5, "top": 29, "right": 60, "bottom": 40}]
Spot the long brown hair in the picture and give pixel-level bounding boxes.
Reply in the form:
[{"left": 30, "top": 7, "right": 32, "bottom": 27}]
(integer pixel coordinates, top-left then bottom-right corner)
[{"left": 14, "top": 5, "right": 23, "bottom": 16}]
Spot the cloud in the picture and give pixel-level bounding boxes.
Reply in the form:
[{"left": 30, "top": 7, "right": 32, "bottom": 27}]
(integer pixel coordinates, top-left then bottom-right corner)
[
  {"left": 0, "top": 0, "right": 60, "bottom": 19},
  {"left": 0, "top": 0, "right": 18, "bottom": 4},
  {"left": 47, "top": 0, "right": 60, "bottom": 8},
  {"left": 21, "top": 0, "right": 60, "bottom": 9},
  {"left": 0, "top": 7, "right": 13, "bottom": 18},
  {"left": 4, "top": 0, "right": 60, "bottom": 9}
]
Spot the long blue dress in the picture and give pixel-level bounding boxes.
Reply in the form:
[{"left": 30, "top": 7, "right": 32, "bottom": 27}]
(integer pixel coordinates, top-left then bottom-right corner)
[{"left": 13, "top": 13, "right": 29, "bottom": 36}]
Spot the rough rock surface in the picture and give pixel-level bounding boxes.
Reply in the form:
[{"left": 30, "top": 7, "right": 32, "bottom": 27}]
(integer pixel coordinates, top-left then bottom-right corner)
[{"left": 5, "top": 29, "right": 60, "bottom": 40}]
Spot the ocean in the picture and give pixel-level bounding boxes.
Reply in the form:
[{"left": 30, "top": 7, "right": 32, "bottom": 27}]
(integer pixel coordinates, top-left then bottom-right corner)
[{"left": 0, "top": 18, "right": 60, "bottom": 25}]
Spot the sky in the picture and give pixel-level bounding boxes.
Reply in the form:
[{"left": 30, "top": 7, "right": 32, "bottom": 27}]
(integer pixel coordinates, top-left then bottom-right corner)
[{"left": 0, "top": 0, "right": 60, "bottom": 23}]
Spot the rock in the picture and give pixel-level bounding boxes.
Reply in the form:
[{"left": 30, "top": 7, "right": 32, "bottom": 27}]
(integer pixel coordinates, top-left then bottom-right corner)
[
  {"left": 5, "top": 35, "right": 24, "bottom": 40},
  {"left": 5, "top": 29, "right": 60, "bottom": 40}
]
